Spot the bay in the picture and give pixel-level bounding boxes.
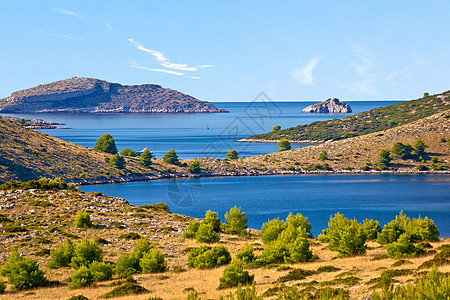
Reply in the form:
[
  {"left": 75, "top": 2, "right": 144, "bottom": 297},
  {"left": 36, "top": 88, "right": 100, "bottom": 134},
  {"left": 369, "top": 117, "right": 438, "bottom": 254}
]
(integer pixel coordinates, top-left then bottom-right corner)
[
  {"left": 80, "top": 174, "right": 450, "bottom": 237},
  {"left": 4, "top": 101, "right": 401, "bottom": 159}
]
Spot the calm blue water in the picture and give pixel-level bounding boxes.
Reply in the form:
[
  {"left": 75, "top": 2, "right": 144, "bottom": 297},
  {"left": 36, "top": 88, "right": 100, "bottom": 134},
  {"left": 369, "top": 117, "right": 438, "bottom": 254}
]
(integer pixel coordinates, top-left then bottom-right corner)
[
  {"left": 3, "top": 101, "right": 401, "bottom": 159},
  {"left": 80, "top": 174, "right": 450, "bottom": 237}
]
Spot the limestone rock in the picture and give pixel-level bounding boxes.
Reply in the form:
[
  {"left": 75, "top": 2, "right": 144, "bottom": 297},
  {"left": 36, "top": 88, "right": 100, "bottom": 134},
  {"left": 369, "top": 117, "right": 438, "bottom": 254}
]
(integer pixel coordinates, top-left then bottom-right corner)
[{"left": 301, "top": 98, "right": 352, "bottom": 113}]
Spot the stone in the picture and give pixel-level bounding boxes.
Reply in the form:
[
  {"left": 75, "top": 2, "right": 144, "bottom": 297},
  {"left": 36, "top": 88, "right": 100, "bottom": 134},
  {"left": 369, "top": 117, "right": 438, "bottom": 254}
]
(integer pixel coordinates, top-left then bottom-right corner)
[{"left": 301, "top": 98, "right": 352, "bottom": 113}]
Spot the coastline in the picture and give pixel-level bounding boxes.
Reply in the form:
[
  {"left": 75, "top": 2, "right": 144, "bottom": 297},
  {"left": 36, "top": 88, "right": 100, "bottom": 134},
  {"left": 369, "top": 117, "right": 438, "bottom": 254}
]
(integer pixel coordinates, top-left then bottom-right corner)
[{"left": 237, "top": 138, "right": 326, "bottom": 144}]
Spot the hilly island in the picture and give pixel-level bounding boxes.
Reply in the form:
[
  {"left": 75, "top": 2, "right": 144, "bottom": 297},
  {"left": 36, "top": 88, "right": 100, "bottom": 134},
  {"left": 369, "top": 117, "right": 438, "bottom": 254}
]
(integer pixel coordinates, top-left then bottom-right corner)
[{"left": 0, "top": 77, "right": 228, "bottom": 113}]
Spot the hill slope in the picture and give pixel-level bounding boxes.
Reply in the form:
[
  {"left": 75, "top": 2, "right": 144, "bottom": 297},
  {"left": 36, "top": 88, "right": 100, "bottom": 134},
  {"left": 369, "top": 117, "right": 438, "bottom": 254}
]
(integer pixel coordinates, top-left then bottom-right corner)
[
  {"left": 247, "top": 91, "right": 450, "bottom": 142},
  {"left": 0, "top": 117, "right": 191, "bottom": 184},
  {"left": 0, "top": 77, "right": 228, "bottom": 113}
]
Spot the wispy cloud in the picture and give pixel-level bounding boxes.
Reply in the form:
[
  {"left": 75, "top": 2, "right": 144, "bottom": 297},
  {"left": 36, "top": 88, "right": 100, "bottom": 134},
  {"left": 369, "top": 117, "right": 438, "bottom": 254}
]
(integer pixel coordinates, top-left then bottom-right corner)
[
  {"left": 291, "top": 57, "right": 321, "bottom": 85},
  {"left": 51, "top": 8, "right": 88, "bottom": 21},
  {"left": 105, "top": 23, "right": 113, "bottom": 31},
  {"left": 345, "top": 44, "right": 377, "bottom": 95},
  {"left": 128, "top": 38, "right": 198, "bottom": 71},
  {"left": 127, "top": 62, "right": 184, "bottom": 76},
  {"left": 32, "top": 28, "right": 82, "bottom": 40}
]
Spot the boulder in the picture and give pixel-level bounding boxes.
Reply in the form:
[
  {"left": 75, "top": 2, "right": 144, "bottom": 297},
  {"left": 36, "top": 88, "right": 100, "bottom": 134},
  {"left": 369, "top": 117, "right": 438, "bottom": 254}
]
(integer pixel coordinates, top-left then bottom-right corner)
[{"left": 301, "top": 98, "right": 352, "bottom": 113}]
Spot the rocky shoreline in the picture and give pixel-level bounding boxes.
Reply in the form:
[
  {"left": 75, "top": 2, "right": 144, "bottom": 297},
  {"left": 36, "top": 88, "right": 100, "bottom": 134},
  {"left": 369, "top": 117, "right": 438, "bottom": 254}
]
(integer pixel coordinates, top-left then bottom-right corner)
[{"left": 237, "top": 138, "right": 327, "bottom": 144}]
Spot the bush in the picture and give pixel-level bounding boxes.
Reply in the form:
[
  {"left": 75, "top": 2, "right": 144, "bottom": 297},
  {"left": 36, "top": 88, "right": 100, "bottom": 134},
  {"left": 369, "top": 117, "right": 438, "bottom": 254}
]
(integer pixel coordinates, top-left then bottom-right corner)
[
  {"left": 115, "top": 252, "right": 141, "bottom": 277},
  {"left": 203, "top": 210, "right": 221, "bottom": 232},
  {"left": 47, "top": 239, "right": 74, "bottom": 268},
  {"left": 139, "top": 149, "right": 153, "bottom": 167},
  {"left": 218, "top": 260, "right": 254, "bottom": 289},
  {"left": 94, "top": 133, "right": 118, "bottom": 154},
  {"left": 414, "top": 139, "right": 427, "bottom": 156},
  {"left": 188, "top": 160, "right": 201, "bottom": 174},
  {"left": 196, "top": 223, "right": 220, "bottom": 243},
  {"left": 133, "top": 238, "right": 152, "bottom": 256},
  {"left": 417, "top": 164, "right": 428, "bottom": 171},
  {"left": 377, "top": 211, "right": 440, "bottom": 245},
  {"left": 71, "top": 239, "right": 102, "bottom": 269},
  {"left": 235, "top": 245, "right": 256, "bottom": 263},
  {"left": 120, "top": 232, "right": 141, "bottom": 240},
  {"left": 187, "top": 246, "right": 231, "bottom": 269},
  {"left": 69, "top": 266, "right": 94, "bottom": 289},
  {"left": 0, "top": 251, "right": 48, "bottom": 291},
  {"left": 226, "top": 149, "right": 239, "bottom": 160},
  {"left": 99, "top": 283, "right": 149, "bottom": 299},
  {"left": 378, "top": 149, "right": 391, "bottom": 166},
  {"left": 260, "top": 218, "right": 286, "bottom": 244},
  {"left": 68, "top": 296, "right": 90, "bottom": 300},
  {"left": 140, "top": 249, "right": 167, "bottom": 273},
  {"left": 319, "top": 150, "right": 328, "bottom": 160},
  {"left": 0, "top": 278, "right": 5, "bottom": 294},
  {"left": 0, "top": 178, "right": 77, "bottom": 192},
  {"left": 109, "top": 154, "right": 126, "bottom": 169},
  {"left": 120, "top": 148, "right": 138, "bottom": 157},
  {"left": 391, "top": 142, "right": 413, "bottom": 159},
  {"left": 286, "top": 212, "right": 312, "bottom": 237},
  {"left": 73, "top": 211, "right": 93, "bottom": 228},
  {"left": 223, "top": 206, "right": 248, "bottom": 235},
  {"left": 183, "top": 221, "right": 200, "bottom": 239},
  {"left": 89, "top": 261, "right": 113, "bottom": 282},
  {"left": 318, "top": 213, "right": 367, "bottom": 257},
  {"left": 163, "top": 149, "right": 180, "bottom": 165},
  {"left": 386, "top": 233, "right": 425, "bottom": 259},
  {"left": 362, "top": 219, "right": 381, "bottom": 240},
  {"left": 277, "top": 138, "right": 291, "bottom": 151}
]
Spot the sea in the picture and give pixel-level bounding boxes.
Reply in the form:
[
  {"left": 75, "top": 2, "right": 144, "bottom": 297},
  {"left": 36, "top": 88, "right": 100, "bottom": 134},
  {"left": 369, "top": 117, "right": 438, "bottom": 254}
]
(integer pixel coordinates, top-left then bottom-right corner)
[{"left": 4, "top": 100, "right": 450, "bottom": 236}]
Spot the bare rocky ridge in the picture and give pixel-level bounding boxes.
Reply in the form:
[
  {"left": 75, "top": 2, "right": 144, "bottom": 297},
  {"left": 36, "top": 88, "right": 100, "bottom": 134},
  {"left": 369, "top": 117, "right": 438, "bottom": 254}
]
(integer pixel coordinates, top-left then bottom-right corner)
[
  {"left": 0, "top": 77, "right": 228, "bottom": 113},
  {"left": 301, "top": 98, "right": 352, "bottom": 113}
]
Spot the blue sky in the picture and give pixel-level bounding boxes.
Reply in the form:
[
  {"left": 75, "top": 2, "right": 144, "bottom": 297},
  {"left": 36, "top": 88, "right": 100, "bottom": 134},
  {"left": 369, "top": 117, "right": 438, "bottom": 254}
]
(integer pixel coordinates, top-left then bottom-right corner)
[{"left": 1, "top": 1, "right": 450, "bottom": 101}]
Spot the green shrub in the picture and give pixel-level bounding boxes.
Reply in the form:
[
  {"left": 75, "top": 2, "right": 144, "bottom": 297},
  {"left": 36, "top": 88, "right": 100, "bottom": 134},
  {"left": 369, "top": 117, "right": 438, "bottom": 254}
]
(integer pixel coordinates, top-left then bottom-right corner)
[
  {"left": 187, "top": 246, "right": 231, "bottom": 269},
  {"left": 109, "top": 154, "right": 126, "bottom": 169},
  {"left": 0, "top": 278, "right": 5, "bottom": 294},
  {"left": 99, "top": 283, "right": 149, "bottom": 299},
  {"left": 391, "top": 142, "right": 413, "bottom": 159},
  {"left": 115, "top": 252, "right": 141, "bottom": 277},
  {"left": 120, "top": 148, "right": 138, "bottom": 157},
  {"left": 89, "top": 261, "right": 113, "bottom": 282},
  {"left": 318, "top": 213, "right": 367, "bottom": 257},
  {"left": 277, "top": 138, "right": 291, "bottom": 152},
  {"left": 196, "top": 223, "right": 220, "bottom": 243},
  {"left": 139, "top": 149, "right": 153, "bottom": 167},
  {"left": 0, "top": 178, "right": 77, "bottom": 192},
  {"left": 94, "top": 133, "right": 117, "bottom": 154},
  {"left": 68, "top": 296, "right": 90, "bottom": 300},
  {"left": 69, "top": 266, "right": 94, "bottom": 289},
  {"left": 413, "top": 139, "right": 427, "bottom": 156},
  {"left": 73, "top": 211, "right": 93, "bottom": 228},
  {"left": 218, "top": 260, "right": 254, "bottom": 289},
  {"left": 183, "top": 221, "right": 200, "bottom": 239},
  {"left": 188, "top": 160, "right": 201, "bottom": 174},
  {"left": 223, "top": 206, "right": 248, "bottom": 235},
  {"left": 163, "top": 149, "right": 180, "bottom": 165},
  {"left": 226, "top": 149, "right": 239, "bottom": 160},
  {"left": 286, "top": 212, "right": 312, "bottom": 237},
  {"left": 119, "top": 232, "right": 141, "bottom": 240},
  {"left": 378, "top": 149, "right": 391, "bottom": 167},
  {"left": 0, "top": 251, "right": 48, "bottom": 291},
  {"left": 71, "top": 239, "right": 102, "bottom": 269},
  {"left": 319, "top": 150, "right": 328, "bottom": 160},
  {"left": 223, "top": 284, "right": 261, "bottom": 299},
  {"left": 362, "top": 219, "right": 381, "bottom": 240},
  {"left": 140, "top": 249, "right": 167, "bottom": 273},
  {"left": 377, "top": 211, "right": 439, "bottom": 245},
  {"left": 386, "top": 233, "right": 425, "bottom": 259},
  {"left": 235, "top": 245, "right": 256, "bottom": 263},
  {"left": 2, "top": 224, "right": 27, "bottom": 232},
  {"left": 47, "top": 239, "right": 74, "bottom": 268},
  {"left": 133, "top": 238, "right": 152, "bottom": 256},
  {"left": 260, "top": 218, "right": 287, "bottom": 244},
  {"left": 203, "top": 210, "right": 221, "bottom": 232},
  {"left": 260, "top": 224, "right": 313, "bottom": 264},
  {"left": 278, "top": 268, "right": 313, "bottom": 283},
  {"left": 371, "top": 266, "right": 448, "bottom": 300}
]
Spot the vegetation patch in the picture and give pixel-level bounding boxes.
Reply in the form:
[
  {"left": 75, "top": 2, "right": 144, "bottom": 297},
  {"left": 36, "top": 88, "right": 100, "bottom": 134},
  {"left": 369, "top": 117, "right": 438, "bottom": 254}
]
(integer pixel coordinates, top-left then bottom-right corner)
[{"left": 99, "top": 283, "right": 149, "bottom": 299}]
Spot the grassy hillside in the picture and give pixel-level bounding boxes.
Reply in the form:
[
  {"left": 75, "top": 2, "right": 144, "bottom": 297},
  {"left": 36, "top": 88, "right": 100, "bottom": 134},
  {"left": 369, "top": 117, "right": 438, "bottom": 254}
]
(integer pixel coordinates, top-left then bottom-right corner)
[
  {"left": 0, "top": 186, "right": 448, "bottom": 299},
  {"left": 200, "top": 109, "right": 450, "bottom": 174},
  {"left": 248, "top": 91, "right": 450, "bottom": 142},
  {"left": 0, "top": 116, "right": 189, "bottom": 184}
]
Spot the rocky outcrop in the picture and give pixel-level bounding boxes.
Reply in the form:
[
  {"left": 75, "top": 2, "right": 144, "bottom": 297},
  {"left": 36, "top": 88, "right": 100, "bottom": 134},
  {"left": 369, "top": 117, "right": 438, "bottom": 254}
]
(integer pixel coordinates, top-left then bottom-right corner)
[
  {"left": 301, "top": 98, "right": 352, "bottom": 113},
  {"left": 0, "top": 77, "right": 228, "bottom": 113}
]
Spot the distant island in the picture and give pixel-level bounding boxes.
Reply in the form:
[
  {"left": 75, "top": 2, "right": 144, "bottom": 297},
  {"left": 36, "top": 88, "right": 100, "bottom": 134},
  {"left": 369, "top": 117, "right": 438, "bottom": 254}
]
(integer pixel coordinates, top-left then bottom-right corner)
[
  {"left": 0, "top": 77, "right": 228, "bottom": 113},
  {"left": 301, "top": 98, "right": 352, "bottom": 113}
]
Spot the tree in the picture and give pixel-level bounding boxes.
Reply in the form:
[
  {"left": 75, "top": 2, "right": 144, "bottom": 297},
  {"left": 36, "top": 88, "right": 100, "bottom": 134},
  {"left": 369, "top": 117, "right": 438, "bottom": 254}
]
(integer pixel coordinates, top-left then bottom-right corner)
[
  {"left": 319, "top": 150, "right": 328, "bottom": 161},
  {"left": 139, "top": 149, "right": 153, "bottom": 167},
  {"left": 226, "top": 149, "right": 239, "bottom": 160},
  {"left": 94, "top": 134, "right": 118, "bottom": 154},
  {"left": 196, "top": 223, "right": 220, "bottom": 243},
  {"left": 423, "top": 92, "right": 429, "bottom": 98},
  {"left": 140, "top": 249, "right": 167, "bottom": 273},
  {"left": 109, "top": 154, "right": 126, "bottom": 169},
  {"left": 272, "top": 125, "right": 281, "bottom": 132},
  {"left": 223, "top": 206, "right": 248, "bottom": 235},
  {"left": 73, "top": 211, "right": 93, "bottom": 228},
  {"left": 71, "top": 239, "right": 102, "bottom": 270},
  {"left": 413, "top": 139, "right": 427, "bottom": 156},
  {"left": 277, "top": 138, "right": 291, "bottom": 151},
  {"left": 189, "top": 160, "right": 201, "bottom": 174},
  {"left": 120, "top": 148, "right": 138, "bottom": 157},
  {"left": 391, "top": 142, "right": 413, "bottom": 159},
  {"left": 163, "top": 149, "right": 180, "bottom": 165},
  {"left": 203, "top": 210, "right": 221, "bottom": 232},
  {"left": 218, "top": 260, "right": 254, "bottom": 289},
  {"left": 378, "top": 149, "right": 391, "bottom": 169}
]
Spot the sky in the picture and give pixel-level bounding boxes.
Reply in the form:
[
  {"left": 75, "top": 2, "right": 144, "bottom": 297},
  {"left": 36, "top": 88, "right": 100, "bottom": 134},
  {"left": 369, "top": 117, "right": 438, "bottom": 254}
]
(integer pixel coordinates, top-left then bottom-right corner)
[{"left": 1, "top": 1, "right": 450, "bottom": 102}]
